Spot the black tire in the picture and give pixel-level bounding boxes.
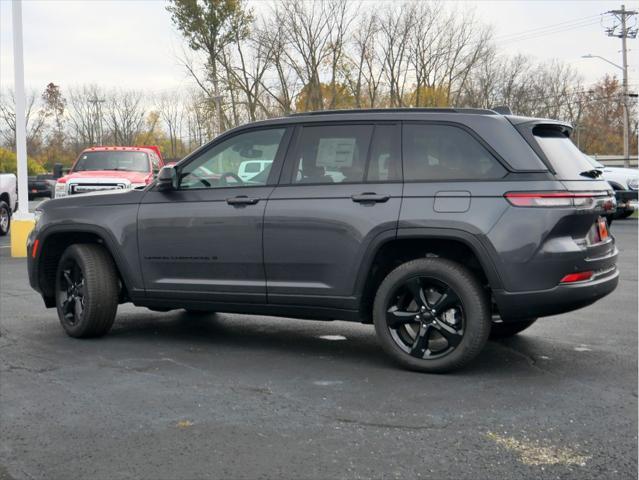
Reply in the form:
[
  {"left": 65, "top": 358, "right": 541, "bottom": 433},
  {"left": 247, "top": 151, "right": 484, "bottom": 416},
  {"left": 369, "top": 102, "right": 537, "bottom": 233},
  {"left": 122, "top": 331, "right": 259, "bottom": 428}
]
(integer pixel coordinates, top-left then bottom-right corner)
[
  {"left": 0, "top": 201, "right": 10, "bottom": 236},
  {"left": 373, "top": 258, "right": 491, "bottom": 373},
  {"left": 55, "top": 244, "right": 119, "bottom": 338},
  {"left": 490, "top": 318, "right": 537, "bottom": 339},
  {"left": 617, "top": 210, "right": 634, "bottom": 220}
]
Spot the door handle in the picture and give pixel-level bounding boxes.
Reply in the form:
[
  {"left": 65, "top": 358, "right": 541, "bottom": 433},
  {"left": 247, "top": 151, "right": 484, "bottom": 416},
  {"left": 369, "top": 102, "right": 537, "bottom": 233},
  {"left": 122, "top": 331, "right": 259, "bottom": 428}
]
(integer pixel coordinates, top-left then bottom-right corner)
[
  {"left": 351, "top": 192, "right": 391, "bottom": 203},
  {"left": 226, "top": 195, "right": 260, "bottom": 205}
]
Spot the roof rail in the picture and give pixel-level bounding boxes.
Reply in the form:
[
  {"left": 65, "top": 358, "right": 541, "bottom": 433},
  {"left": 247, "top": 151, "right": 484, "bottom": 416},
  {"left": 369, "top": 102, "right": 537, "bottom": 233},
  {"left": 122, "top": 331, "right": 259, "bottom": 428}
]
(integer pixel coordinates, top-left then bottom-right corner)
[{"left": 289, "top": 107, "right": 497, "bottom": 117}]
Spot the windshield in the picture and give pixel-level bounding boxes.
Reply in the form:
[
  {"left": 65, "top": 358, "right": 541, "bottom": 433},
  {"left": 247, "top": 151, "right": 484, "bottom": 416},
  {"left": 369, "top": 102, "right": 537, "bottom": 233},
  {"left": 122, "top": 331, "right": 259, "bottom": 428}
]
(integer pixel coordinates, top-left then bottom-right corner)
[
  {"left": 533, "top": 127, "right": 597, "bottom": 180},
  {"left": 73, "top": 151, "right": 150, "bottom": 172}
]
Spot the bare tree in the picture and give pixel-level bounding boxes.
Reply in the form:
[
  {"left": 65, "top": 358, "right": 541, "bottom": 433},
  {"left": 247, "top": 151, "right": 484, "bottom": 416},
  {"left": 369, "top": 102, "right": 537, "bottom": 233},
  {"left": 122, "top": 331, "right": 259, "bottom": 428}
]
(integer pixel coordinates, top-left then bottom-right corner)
[
  {"left": 157, "top": 91, "right": 184, "bottom": 159},
  {"left": 105, "top": 90, "right": 146, "bottom": 145},
  {"left": 344, "top": 12, "right": 380, "bottom": 108},
  {"left": 274, "top": 0, "right": 339, "bottom": 110},
  {"left": 377, "top": 2, "right": 416, "bottom": 107},
  {"left": 0, "top": 88, "right": 48, "bottom": 153},
  {"left": 256, "top": 17, "right": 298, "bottom": 115}
]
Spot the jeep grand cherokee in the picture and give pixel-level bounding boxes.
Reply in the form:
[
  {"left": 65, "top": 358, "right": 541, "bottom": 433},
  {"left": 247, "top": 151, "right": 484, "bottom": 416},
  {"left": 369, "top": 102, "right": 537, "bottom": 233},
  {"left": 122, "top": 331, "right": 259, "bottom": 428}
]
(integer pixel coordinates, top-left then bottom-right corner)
[{"left": 27, "top": 109, "right": 618, "bottom": 372}]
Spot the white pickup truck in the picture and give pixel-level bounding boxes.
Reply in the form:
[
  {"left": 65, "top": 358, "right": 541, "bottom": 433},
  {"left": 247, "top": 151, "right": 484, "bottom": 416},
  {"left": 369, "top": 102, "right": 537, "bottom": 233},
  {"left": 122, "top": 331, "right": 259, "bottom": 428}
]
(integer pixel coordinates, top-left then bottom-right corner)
[
  {"left": 0, "top": 173, "right": 18, "bottom": 235},
  {"left": 586, "top": 156, "right": 638, "bottom": 220}
]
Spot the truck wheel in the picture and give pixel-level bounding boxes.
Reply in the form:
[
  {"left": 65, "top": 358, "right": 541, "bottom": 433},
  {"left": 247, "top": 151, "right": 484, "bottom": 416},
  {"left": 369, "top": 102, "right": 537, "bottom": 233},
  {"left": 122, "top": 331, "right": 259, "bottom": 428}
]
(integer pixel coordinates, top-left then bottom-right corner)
[
  {"left": 373, "top": 258, "right": 491, "bottom": 373},
  {"left": 0, "top": 201, "right": 10, "bottom": 236},
  {"left": 490, "top": 318, "right": 537, "bottom": 339},
  {"left": 55, "top": 244, "right": 119, "bottom": 338}
]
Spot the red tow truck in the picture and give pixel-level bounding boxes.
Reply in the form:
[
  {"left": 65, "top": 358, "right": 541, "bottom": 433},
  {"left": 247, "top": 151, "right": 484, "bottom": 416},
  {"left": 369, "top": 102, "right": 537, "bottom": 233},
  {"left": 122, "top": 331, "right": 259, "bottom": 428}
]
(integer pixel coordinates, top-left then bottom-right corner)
[{"left": 54, "top": 146, "right": 164, "bottom": 198}]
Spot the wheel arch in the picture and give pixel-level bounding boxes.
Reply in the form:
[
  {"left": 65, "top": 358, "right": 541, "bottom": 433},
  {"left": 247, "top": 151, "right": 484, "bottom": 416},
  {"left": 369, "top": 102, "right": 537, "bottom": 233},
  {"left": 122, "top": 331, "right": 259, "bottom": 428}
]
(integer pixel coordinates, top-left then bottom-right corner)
[
  {"left": 355, "top": 228, "right": 502, "bottom": 323},
  {"left": 35, "top": 224, "right": 134, "bottom": 305}
]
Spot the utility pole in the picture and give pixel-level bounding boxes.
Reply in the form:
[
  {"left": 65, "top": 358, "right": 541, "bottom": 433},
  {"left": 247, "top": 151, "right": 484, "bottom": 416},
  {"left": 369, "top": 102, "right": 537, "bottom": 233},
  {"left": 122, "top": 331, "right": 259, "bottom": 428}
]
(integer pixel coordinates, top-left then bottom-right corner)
[
  {"left": 87, "top": 96, "right": 105, "bottom": 145},
  {"left": 605, "top": 5, "right": 638, "bottom": 168}
]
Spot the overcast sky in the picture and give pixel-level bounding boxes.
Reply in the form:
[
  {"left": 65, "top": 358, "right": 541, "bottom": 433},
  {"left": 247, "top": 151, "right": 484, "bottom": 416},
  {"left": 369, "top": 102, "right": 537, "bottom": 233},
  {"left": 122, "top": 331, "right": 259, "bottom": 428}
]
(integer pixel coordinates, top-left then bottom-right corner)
[{"left": 0, "top": 0, "right": 637, "bottom": 94}]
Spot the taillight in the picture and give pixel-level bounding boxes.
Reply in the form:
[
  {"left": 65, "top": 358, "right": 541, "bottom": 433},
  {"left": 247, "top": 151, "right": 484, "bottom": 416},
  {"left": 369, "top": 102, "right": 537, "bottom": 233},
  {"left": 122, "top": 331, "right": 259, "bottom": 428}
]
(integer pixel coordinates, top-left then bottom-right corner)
[
  {"left": 504, "top": 191, "right": 608, "bottom": 208},
  {"left": 560, "top": 271, "right": 593, "bottom": 283},
  {"left": 31, "top": 238, "right": 39, "bottom": 259}
]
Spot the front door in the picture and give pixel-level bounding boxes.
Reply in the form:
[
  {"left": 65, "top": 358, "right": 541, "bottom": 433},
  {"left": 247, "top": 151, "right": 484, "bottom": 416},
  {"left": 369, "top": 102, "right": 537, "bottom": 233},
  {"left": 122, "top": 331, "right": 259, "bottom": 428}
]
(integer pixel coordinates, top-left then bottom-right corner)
[
  {"left": 138, "top": 127, "right": 291, "bottom": 304},
  {"left": 263, "top": 123, "right": 403, "bottom": 308}
]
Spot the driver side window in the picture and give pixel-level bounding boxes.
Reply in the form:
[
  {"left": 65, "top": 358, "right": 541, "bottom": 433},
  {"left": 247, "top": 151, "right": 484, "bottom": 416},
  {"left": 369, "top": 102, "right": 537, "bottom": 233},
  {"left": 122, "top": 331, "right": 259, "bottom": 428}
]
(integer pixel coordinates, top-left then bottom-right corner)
[{"left": 179, "top": 128, "right": 286, "bottom": 189}]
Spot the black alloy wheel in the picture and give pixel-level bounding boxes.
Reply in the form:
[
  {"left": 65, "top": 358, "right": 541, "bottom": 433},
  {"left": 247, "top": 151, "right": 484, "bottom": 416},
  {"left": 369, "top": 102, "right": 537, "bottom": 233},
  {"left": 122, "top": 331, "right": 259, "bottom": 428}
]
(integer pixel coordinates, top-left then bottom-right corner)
[
  {"left": 55, "top": 244, "right": 119, "bottom": 338},
  {"left": 386, "top": 277, "right": 464, "bottom": 359},
  {"left": 373, "top": 258, "right": 491, "bottom": 373},
  {"left": 57, "top": 258, "right": 86, "bottom": 327}
]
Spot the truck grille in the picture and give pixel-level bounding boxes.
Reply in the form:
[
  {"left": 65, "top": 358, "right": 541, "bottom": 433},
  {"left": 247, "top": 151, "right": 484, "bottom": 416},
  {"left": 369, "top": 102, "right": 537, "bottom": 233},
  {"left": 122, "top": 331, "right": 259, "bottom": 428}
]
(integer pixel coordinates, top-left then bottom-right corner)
[{"left": 70, "top": 183, "right": 127, "bottom": 194}]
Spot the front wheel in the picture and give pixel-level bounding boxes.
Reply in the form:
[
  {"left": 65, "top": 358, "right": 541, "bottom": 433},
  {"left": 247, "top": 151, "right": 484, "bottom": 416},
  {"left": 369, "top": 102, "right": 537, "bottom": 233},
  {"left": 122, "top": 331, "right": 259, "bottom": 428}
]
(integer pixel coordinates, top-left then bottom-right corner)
[
  {"left": 373, "top": 258, "right": 491, "bottom": 373},
  {"left": 0, "top": 201, "right": 10, "bottom": 236},
  {"left": 55, "top": 244, "right": 119, "bottom": 338}
]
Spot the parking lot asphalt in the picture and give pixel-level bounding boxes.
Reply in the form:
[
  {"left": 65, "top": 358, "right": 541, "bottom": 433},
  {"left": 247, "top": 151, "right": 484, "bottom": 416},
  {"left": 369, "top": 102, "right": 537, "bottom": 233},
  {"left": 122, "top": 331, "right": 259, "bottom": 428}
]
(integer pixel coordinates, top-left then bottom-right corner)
[{"left": 0, "top": 209, "right": 636, "bottom": 480}]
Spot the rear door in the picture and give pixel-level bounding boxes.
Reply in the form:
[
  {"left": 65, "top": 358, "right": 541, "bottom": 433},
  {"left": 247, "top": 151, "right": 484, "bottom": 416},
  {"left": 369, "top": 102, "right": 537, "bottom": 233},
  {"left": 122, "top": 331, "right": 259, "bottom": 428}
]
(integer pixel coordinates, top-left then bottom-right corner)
[
  {"left": 399, "top": 122, "right": 511, "bottom": 235},
  {"left": 263, "top": 123, "right": 402, "bottom": 308}
]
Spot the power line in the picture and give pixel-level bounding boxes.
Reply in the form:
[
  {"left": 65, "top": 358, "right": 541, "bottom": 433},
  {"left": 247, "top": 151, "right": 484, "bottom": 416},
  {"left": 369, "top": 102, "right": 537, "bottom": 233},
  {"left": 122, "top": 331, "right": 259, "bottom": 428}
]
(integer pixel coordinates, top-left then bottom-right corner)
[
  {"left": 492, "top": 14, "right": 602, "bottom": 41},
  {"left": 498, "top": 19, "right": 602, "bottom": 45},
  {"left": 494, "top": 17, "right": 602, "bottom": 44}
]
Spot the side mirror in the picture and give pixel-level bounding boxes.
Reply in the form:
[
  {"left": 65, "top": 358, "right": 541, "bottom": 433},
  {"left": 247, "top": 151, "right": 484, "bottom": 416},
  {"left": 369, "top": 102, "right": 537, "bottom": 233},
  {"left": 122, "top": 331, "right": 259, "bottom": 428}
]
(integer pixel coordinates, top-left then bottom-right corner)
[
  {"left": 53, "top": 163, "right": 63, "bottom": 179},
  {"left": 157, "top": 166, "right": 177, "bottom": 192}
]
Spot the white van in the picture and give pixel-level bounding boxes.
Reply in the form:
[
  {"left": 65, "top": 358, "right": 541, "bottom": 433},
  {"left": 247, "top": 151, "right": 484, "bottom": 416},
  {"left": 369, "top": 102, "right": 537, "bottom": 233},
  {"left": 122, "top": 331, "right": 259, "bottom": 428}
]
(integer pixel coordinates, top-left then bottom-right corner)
[{"left": 238, "top": 160, "right": 272, "bottom": 181}]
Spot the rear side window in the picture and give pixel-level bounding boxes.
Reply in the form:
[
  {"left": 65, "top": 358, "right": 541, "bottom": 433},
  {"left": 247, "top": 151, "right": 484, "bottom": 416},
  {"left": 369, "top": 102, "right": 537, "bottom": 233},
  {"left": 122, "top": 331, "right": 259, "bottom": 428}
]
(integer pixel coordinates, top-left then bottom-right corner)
[
  {"left": 533, "top": 127, "right": 594, "bottom": 180},
  {"left": 291, "top": 125, "right": 373, "bottom": 184},
  {"left": 403, "top": 124, "right": 506, "bottom": 181}
]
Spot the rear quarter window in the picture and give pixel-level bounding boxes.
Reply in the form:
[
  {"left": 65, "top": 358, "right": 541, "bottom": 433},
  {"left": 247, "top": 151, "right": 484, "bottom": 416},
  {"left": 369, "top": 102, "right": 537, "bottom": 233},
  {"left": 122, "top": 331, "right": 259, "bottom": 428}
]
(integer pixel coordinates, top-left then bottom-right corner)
[{"left": 403, "top": 124, "right": 507, "bottom": 181}]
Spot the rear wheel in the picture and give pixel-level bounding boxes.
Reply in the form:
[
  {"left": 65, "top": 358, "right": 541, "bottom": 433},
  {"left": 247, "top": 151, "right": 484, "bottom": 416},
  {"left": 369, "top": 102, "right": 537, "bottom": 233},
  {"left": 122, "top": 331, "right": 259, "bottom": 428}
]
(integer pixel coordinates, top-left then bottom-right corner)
[
  {"left": 0, "top": 201, "right": 10, "bottom": 236},
  {"left": 373, "top": 258, "right": 491, "bottom": 373},
  {"left": 55, "top": 244, "right": 119, "bottom": 338},
  {"left": 490, "top": 318, "right": 537, "bottom": 339}
]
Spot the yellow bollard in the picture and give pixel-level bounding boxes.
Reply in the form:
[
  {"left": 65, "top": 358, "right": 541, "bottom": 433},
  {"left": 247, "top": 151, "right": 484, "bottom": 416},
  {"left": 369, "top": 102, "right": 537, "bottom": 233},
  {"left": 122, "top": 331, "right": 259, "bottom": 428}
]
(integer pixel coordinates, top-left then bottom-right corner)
[{"left": 10, "top": 218, "right": 35, "bottom": 258}]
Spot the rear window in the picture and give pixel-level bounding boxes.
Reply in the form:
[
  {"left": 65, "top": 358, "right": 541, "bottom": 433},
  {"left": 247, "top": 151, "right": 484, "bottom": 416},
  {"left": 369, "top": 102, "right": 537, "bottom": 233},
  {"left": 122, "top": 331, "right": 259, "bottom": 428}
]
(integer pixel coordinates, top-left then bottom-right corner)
[{"left": 533, "top": 127, "right": 594, "bottom": 180}]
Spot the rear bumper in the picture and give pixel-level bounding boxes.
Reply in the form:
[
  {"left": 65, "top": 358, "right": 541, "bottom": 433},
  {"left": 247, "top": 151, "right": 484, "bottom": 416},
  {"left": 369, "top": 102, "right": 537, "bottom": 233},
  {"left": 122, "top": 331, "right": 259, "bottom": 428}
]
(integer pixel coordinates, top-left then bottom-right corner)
[{"left": 493, "top": 266, "right": 619, "bottom": 321}]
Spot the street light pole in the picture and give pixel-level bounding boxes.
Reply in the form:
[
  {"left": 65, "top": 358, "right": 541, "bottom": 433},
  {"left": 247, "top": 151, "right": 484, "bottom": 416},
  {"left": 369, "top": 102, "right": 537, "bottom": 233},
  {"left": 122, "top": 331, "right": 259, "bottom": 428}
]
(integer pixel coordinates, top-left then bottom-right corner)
[
  {"left": 11, "top": 0, "right": 29, "bottom": 218},
  {"left": 10, "top": 0, "right": 35, "bottom": 258}
]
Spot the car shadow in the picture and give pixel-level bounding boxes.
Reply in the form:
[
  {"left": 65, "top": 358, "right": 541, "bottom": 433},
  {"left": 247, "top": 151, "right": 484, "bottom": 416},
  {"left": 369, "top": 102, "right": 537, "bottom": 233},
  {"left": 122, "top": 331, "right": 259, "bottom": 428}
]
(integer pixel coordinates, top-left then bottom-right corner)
[{"left": 99, "top": 309, "right": 564, "bottom": 376}]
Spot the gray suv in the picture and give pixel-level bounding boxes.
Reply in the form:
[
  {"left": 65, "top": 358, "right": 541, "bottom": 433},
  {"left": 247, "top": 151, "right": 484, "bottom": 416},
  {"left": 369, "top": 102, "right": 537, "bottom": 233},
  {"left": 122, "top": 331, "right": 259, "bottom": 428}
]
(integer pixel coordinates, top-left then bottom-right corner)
[{"left": 27, "top": 109, "right": 619, "bottom": 372}]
